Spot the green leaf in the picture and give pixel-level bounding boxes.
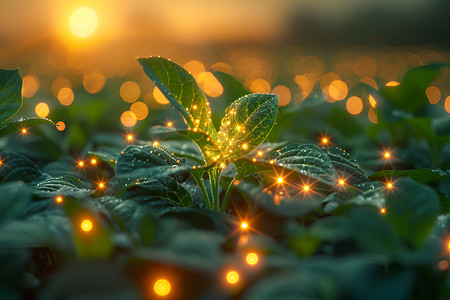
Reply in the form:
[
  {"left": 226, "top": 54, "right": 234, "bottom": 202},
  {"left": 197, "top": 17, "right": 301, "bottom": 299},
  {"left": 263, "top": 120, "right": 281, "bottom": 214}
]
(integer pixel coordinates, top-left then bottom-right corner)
[
  {"left": 138, "top": 57, "right": 218, "bottom": 143},
  {"left": 33, "top": 176, "right": 90, "bottom": 198},
  {"left": 0, "top": 151, "right": 44, "bottom": 183},
  {"left": 370, "top": 168, "right": 448, "bottom": 185},
  {"left": 324, "top": 147, "right": 369, "bottom": 184},
  {"left": 149, "top": 125, "right": 222, "bottom": 163},
  {"left": 380, "top": 63, "right": 447, "bottom": 113},
  {"left": 211, "top": 70, "right": 250, "bottom": 101},
  {"left": 0, "top": 182, "right": 30, "bottom": 223},
  {"left": 266, "top": 143, "right": 337, "bottom": 186},
  {"left": 0, "top": 117, "right": 56, "bottom": 137},
  {"left": 0, "top": 69, "right": 22, "bottom": 125},
  {"left": 217, "top": 93, "right": 278, "bottom": 163},
  {"left": 385, "top": 177, "right": 440, "bottom": 248}
]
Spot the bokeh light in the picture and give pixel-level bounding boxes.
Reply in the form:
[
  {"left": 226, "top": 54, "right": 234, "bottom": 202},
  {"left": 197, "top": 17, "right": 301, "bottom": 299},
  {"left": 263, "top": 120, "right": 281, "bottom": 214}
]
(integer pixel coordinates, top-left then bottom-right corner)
[
  {"left": 57, "top": 87, "right": 75, "bottom": 106},
  {"left": 197, "top": 72, "right": 223, "bottom": 97},
  {"left": 154, "top": 279, "right": 171, "bottom": 296},
  {"left": 35, "top": 102, "right": 49, "bottom": 118},
  {"left": 226, "top": 271, "right": 239, "bottom": 284},
  {"left": 426, "top": 86, "right": 441, "bottom": 104},
  {"left": 56, "top": 121, "right": 66, "bottom": 131},
  {"left": 81, "top": 219, "right": 93, "bottom": 232},
  {"left": 22, "top": 74, "right": 40, "bottom": 98},
  {"left": 52, "top": 78, "right": 71, "bottom": 99},
  {"left": 184, "top": 60, "right": 205, "bottom": 78},
  {"left": 445, "top": 96, "right": 450, "bottom": 113},
  {"left": 152, "top": 87, "right": 170, "bottom": 105},
  {"left": 328, "top": 80, "right": 348, "bottom": 101},
  {"left": 70, "top": 7, "right": 98, "bottom": 38},
  {"left": 130, "top": 101, "right": 149, "bottom": 120},
  {"left": 120, "top": 81, "right": 140, "bottom": 103},
  {"left": 250, "top": 78, "right": 271, "bottom": 93},
  {"left": 246, "top": 253, "right": 259, "bottom": 265},
  {"left": 346, "top": 96, "right": 363, "bottom": 115},
  {"left": 272, "top": 85, "right": 291, "bottom": 106},
  {"left": 83, "top": 73, "right": 106, "bottom": 94},
  {"left": 120, "top": 111, "right": 137, "bottom": 127}
]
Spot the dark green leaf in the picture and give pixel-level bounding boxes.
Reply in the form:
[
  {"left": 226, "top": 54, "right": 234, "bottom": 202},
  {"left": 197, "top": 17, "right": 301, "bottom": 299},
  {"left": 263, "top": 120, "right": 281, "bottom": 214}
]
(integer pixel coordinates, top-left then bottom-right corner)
[
  {"left": 0, "top": 117, "right": 56, "bottom": 137},
  {"left": 385, "top": 177, "right": 440, "bottom": 247},
  {"left": 0, "top": 182, "right": 30, "bottom": 222},
  {"left": 0, "top": 69, "right": 22, "bottom": 125},
  {"left": 0, "top": 151, "right": 44, "bottom": 183},
  {"left": 370, "top": 168, "right": 448, "bottom": 185}
]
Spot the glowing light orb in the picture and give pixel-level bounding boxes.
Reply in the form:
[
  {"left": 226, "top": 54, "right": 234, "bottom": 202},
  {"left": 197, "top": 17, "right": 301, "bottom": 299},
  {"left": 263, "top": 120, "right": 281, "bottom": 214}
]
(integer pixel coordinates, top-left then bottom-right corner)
[
  {"left": 91, "top": 158, "right": 97, "bottom": 165},
  {"left": 246, "top": 253, "right": 258, "bottom": 265},
  {"left": 98, "top": 182, "right": 105, "bottom": 189},
  {"left": 241, "top": 222, "right": 248, "bottom": 229},
  {"left": 322, "top": 138, "right": 328, "bottom": 144},
  {"left": 70, "top": 7, "right": 98, "bottom": 38},
  {"left": 387, "top": 183, "right": 393, "bottom": 189},
  {"left": 56, "top": 121, "right": 66, "bottom": 131},
  {"left": 380, "top": 208, "right": 386, "bottom": 214},
  {"left": 384, "top": 152, "right": 391, "bottom": 159},
  {"left": 303, "top": 185, "right": 310, "bottom": 191},
  {"left": 167, "top": 122, "right": 173, "bottom": 127},
  {"left": 81, "top": 219, "right": 93, "bottom": 232},
  {"left": 78, "top": 161, "right": 84, "bottom": 167},
  {"left": 56, "top": 196, "right": 63, "bottom": 203},
  {"left": 241, "top": 143, "right": 248, "bottom": 150},
  {"left": 21, "top": 128, "right": 28, "bottom": 134},
  {"left": 154, "top": 279, "right": 171, "bottom": 296},
  {"left": 34, "top": 102, "right": 50, "bottom": 118},
  {"left": 226, "top": 271, "right": 239, "bottom": 284},
  {"left": 277, "top": 177, "right": 283, "bottom": 183},
  {"left": 127, "top": 134, "right": 133, "bottom": 141},
  {"left": 339, "top": 180, "right": 345, "bottom": 185}
]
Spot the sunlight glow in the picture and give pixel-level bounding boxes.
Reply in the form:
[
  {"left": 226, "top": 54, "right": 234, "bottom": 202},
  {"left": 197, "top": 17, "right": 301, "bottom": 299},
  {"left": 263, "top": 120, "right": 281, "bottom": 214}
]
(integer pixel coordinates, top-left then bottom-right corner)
[
  {"left": 70, "top": 7, "right": 98, "bottom": 38},
  {"left": 154, "top": 279, "right": 171, "bottom": 296},
  {"left": 56, "top": 196, "right": 63, "bottom": 203},
  {"left": 277, "top": 177, "right": 284, "bottom": 184},
  {"left": 241, "top": 222, "right": 248, "bottom": 229},
  {"left": 384, "top": 152, "right": 391, "bottom": 159}
]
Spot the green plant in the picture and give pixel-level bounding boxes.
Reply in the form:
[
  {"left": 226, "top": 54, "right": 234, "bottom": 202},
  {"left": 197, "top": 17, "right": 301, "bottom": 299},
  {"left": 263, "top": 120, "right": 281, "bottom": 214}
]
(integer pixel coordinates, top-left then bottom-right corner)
[
  {"left": 138, "top": 57, "right": 279, "bottom": 211},
  {"left": 0, "top": 69, "right": 55, "bottom": 137}
]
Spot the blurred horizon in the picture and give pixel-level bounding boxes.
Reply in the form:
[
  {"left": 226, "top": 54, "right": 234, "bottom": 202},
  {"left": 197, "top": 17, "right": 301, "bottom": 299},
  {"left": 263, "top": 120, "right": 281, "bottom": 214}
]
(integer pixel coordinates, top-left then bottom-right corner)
[{"left": 0, "top": 0, "right": 448, "bottom": 128}]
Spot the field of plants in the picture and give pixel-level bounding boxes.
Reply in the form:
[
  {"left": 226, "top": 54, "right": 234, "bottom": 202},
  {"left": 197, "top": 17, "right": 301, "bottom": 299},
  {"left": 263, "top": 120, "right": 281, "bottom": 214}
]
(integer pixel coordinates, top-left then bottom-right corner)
[{"left": 0, "top": 48, "right": 450, "bottom": 300}]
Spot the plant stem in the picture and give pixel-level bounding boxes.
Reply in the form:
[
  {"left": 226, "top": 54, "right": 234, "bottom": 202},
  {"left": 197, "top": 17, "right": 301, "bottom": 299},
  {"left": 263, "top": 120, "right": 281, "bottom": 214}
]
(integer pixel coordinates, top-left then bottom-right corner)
[
  {"left": 209, "top": 168, "right": 222, "bottom": 211},
  {"left": 221, "top": 176, "right": 236, "bottom": 212},
  {"left": 192, "top": 170, "right": 212, "bottom": 210}
]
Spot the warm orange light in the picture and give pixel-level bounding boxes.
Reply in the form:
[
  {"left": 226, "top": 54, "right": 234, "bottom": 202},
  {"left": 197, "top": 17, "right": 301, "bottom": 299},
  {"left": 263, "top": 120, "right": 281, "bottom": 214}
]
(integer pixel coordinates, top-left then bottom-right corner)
[
  {"left": 91, "top": 158, "right": 97, "bottom": 165},
  {"left": 21, "top": 128, "right": 28, "bottom": 134},
  {"left": 81, "top": 219, "right": 93, "bottom": 232},
  {"left": 56, "top": 121, "right": 66, "bottom": 131},
  {"left": 130, "top": 101, "right": 148, "bottom": 120},
  {"left": 242, "top": 143, "right": 248, "bottom": 150},
  {"left": 35, "top": 102, "right": 49, "bottom": 118},
  {"left": 277, "top": 177, "right": 283, "bottom": 184},
  {"left": 70, "top": 7, "right": 98, "bottom": 38},
  {"left": 380, "top": 208, "right": 386, "bottom": 214},
  {"left": 339, "top": 180, "right": 345, "bottom": 185},
  {"left": 303, "top": 185, "right": 310, "bottom": 191},
  {"left": 387, "top": 183, "right": 393, "bottom": 189},
  {"left": 153, "top": 141, "right": 159, "bottom": 147},
  {"left": 120, "top": 81, "right": 140, "bottom": 103},
  {"left": 241, "top": 222, "right": 248, "bottom": 229},
  {"left": 257, "top": 151, "right": 263, "bottom": 156},
  {"left": 246, "top": 253, "right": 258, "bottom": 266},
  {"left": 322, "top": 138, "right": 328, "bottom": 144},
  {"left": 384, "top": 152, "right": 391, "bottom": 159},
  {"left": 154, "top": 279, "right": 171, "bottom": 296},
  {"left": 346, "top": 96, "right": 363, "bottom": 115},
  {"left": 167, "top": 122, "right": 173, "bottom": 127},
  {"left": 57, "top": 87, "right": 75, "bottom": 106},
  {"left": 78, "top": 161, "right": 84, "bottom": 167},
  {"left": 385, "top": 81, "right": 400, "bottom": 87},
  {"left": 56, "top": 196, "right": 63, "bottom": 203},
  {"left": 120, "top": 111, "right": 137, "bottom": 127},
  {"left": 127, "top": 134, "right": 133, "bottom": 141},
  {"left": 226, "top": 271, "right": 239, "bottom": 284},
  {"left": 438, "top": 260, "right": 449, "bottom": 270},
  {"left": 98, "top": 182, "right": 105, "bottom": 189}
]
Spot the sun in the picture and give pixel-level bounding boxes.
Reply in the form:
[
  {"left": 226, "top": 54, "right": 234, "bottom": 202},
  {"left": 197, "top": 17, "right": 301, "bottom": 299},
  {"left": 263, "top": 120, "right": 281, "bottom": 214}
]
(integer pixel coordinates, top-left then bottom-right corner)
[{"left": 70, "top": 7, "right": 98, "bottom": 38}]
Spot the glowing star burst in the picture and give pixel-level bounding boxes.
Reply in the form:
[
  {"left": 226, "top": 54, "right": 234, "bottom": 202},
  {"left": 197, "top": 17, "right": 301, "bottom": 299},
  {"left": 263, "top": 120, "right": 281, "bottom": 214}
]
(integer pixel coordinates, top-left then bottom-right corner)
[
  {"left": 380, "top": 208, "right": 387, "bottom": 215},
  {"left": 153, "top": 141, "right": 159, "bottom": 147},
  {"left": 277, "top": 177, "right": 284, "bottom": 184},
  {"left": 55, "top": 196, "right": 63, "bottom": 203},
  {"left": 303, "top": 185, "right": 310, "bottom": 192},
  {"left": 241, "top": 222, "right": 248, "bottom": 229},
  {"left": 127, "top": 134, "right": 133, "bottom": 141},
  {"left": 91, "top": 158, "right": 97, "bottom": 165},
  {"left": 384, "top": 152, "right": 391, "bottom": 159},
  {"left": 339, "top": 180, "right": 345, "bottom": 185},
  {"left": 226, "top": 271, "right": 239, "bottom": 284},
  {"left": 154, "top": 279, "right": 171, "bottom": 296},
  {"left": 78, "top": 161, "right": 85, "bottom": 167},
  {"left": 167, "top": 122, "right": 173, "bottom": 127},
  {"left": 81, "top": 219, "right": 93, "bottom": 232},
  {"left": 241, "top": 143, "right": 248, "bottom": 150}
]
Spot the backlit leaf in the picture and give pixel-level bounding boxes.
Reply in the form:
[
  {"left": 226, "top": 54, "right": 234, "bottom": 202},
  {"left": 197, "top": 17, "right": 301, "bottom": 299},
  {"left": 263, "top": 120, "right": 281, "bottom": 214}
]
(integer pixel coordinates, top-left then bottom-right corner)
[{"left": 0, "top": 69, "right": 22, "bottom": 125}]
